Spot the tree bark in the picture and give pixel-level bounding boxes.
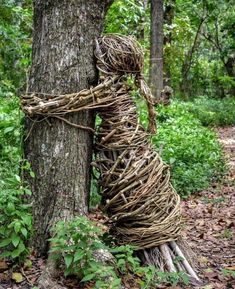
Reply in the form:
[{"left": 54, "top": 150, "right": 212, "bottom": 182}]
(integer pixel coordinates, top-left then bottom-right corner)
[
  {"left": 24, "top": 0, "right": 112, "bottom": 255},
  {"left": 163, "top": 0, "right": 175, "bottom": 87},
  {"left": 149, "top": 0, "right": 164, "bottom": 100}
]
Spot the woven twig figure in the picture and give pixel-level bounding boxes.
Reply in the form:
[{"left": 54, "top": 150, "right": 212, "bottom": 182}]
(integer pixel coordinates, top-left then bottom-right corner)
[
  {"left": 94, "top": 80, "right": 182, "bottom": 248},
  {"left": 22, "top": 35, "right": 200, "bottom": 282}
]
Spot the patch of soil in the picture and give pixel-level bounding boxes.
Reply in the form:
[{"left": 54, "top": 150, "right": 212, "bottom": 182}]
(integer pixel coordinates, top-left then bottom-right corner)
[{"left": 182, "top": 126, "right": 235, "bottom": 289}]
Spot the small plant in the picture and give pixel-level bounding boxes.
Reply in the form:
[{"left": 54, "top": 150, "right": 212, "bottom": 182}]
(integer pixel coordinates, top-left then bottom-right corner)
[
  {"left": 220, "top": 229, "right": 233, "bottom": 239},
  {"left": 156, "top": 271, "right": 189, "bottom": 286},
  {"left": 202, "top": 197, "right": 225, "bottom": 204},
  {"left": 0, "top": 174, "right": 32, "bottom": 262},
  {"left": 221, "top": 268, "right": 235, "bottom": 278},
  {"left": 50, "top": 216, "right": 121, "bottom": 289}
]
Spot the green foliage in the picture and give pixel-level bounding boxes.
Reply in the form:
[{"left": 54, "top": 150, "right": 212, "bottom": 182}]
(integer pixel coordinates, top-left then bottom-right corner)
[
  {"left": 0, "top": 0, "right": 32, "bottom": 94},
  {"left": 105, "top": 0, "right": 147, "bottom": 38},
  {"left": 50, "top": 216, "right": 190, "bottom": 288},
  {"left": 155, "top": 102, "right": 225, "bottom": 197},
  {"left": 138, "top": 100, "right": 224, "bottom": 197},
  {"left": 221, "top": 268, "right": 235, "bottom": 278},
  {"left": 0, "top": 174, "right": 32, "bottom": 262},
  {"left": 183, "top": 97, "right": 235, "bottom": 127},
  {"left": 156, "top": 271, "right": 189, "bottom": 286},
  {"left": 50, "top": 216, "right": 122, "bottom": 289},
  {"left": 0, "top": 96, "right": 23, "bottom": 179},
  {"left": 0, "top": 95, "right": 32, "bottom": 262}
]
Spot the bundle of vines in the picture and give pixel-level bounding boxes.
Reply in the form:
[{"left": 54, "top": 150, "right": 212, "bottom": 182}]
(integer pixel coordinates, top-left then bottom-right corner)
[{"left": 22, "top": 35, "right": 201, "bottom": 284}]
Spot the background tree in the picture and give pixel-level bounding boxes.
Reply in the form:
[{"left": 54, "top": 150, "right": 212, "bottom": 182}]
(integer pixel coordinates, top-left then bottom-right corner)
[
  {"left": 24, "top": 0, "right": 113, "bottom": 256},
  {"left": 149, "top": 0, "right": 164, "bottom": 100},
  {"left": 163, "top": 0, "right": 175, "bottom": 87}
]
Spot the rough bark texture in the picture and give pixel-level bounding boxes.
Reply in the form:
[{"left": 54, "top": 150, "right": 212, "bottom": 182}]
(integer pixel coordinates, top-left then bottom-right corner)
[
  {"left": 24, "top": 0, "right": 112, "bottom": 255},
  {"left": 163, "top": 0, "right": 175, "bottom": 87},
  {"left": 149, "top": 0, "right": 164, "bottom": 99}
]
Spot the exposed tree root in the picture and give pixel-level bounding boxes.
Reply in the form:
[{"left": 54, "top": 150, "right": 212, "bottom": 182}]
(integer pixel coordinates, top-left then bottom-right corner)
[
  {"left": 139, "top": 240, "right": 203, "bottom": 286},
  {"left": 37, "top": 256, "right": 66, "bottom": 289}
]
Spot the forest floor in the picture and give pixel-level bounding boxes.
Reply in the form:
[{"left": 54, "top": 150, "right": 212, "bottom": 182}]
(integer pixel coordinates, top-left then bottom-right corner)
[
  {"left": 0, "top": 127, "right": 234, "bottom": 289},
  {"left": 182, "top": 127, "right": 235, "bottom": 289}
]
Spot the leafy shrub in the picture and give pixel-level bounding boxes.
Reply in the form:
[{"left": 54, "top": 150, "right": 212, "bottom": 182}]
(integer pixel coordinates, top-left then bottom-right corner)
[
  {"left": 183, "top": 97, "right": 235, "bottom": 127},
  {"left": 50, "top": 216, "right": 190, "bottom": 288},
  {"left": 0, "top": 96, "right": 32, "bottom": 261},
  {"left": 50, "top": 216, "right": 122, "bottom": 289},
  {"left": 0, "top": 95, "right": 22, "bottom": 179},
  {"left": 0, "top": 174, "right": 32, "bottom": 261},
  {"left": 137, "top": 100, "right": 225, "bottom": 197}
]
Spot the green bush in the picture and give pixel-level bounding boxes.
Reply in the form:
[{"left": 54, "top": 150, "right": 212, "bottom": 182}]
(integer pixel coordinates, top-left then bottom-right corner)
[
  {"left": 182, "top": 97, "right": 235, "bottom": 127},
  {"left": 0, "top": 95, "right": 22, "bottom": 179},
  {"left": 0, "top": 96, "right": 32, "bottom": 262},
  {"left": 49, "top": 217, "right": 152, "bottom": 288},
  {"left": 137, "top": 100, "right": 225, "bottom": 197}
]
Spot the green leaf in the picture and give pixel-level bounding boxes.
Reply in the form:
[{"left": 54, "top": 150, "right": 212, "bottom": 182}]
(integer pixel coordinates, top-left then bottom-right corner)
[
  {"left": 14, "top": 222, "right": 21, "bottom": 233},
  {"left": 14, "top": 174, "right": 21, "bottom": 182},
  {"left": 30, "top": 171, "right": 35, "bottom": 178},
  {"left": 11, "top": 243, "right": 26, "bottom": 258},
  {"left": 111, "top": 278, "right": 121, "bottom": 287},
  {"left": 64, "top": 255, "right": 73, "bottom": 268},
  {"left": 4, "top": 126, "right": 14, "bottom": 134},
  {"left": 21, "top": 228, "right": 28, "bottom": 238},
  {"left": 81, "top": 273, "right": 96, "bottom": 282},
  {"left": 0, "top": 238, "right": 12, "bottom": 248},
  {"left": 12, "top": 235, "right": 21, "bottom": 247},
  {"left": 74, "top": 250, "right": 84, "bottom": 262}
]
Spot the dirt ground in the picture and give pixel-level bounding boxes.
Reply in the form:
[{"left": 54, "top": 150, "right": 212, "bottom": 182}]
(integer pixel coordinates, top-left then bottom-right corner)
[{"left": 182, "top": 127, "right": 235, "bottom": 289}]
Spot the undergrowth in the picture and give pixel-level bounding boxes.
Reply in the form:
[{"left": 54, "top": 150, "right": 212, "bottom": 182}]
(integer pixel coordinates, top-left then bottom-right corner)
[
  {"left": 180, "top": 97, "right": 235, "bottom": 127},
  {"left": 0, "top": 95, "right": 32, "bottom": 262},
  {"left": 50, "top": 216, "right": 189, "bottom": 288},
  {"left": 138, "top": 99, "right": 225, "bottom": 198}
]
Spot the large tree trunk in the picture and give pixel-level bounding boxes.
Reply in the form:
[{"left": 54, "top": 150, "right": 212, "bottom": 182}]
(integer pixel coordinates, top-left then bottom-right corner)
[
  {"left": 24, "top": 0, "right": 112, "bottom": 256},
  {"left": 149, "top": 0, "right": 164, "bottom": 100}
]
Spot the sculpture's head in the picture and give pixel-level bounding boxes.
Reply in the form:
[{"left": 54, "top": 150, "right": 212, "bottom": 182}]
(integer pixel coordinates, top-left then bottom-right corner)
[{"left": 95, "top": 34, "right": 144, "bottom": 76}]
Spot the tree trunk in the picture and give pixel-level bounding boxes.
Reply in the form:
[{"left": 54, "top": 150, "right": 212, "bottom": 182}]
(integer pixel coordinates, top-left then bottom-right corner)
[
  {"left": 180, "top": 14, "right": 206, "bottom": 98},
  {"left": 149, "top": 0, "right": 164, "bottom": 100},
  {"left": 163, "top": 0, "right": 175, "bottom": 87},
  {"left": 137, "top": 0, "right": 148, "bottom": 41},
  {"left": 24, "top": 0, "right": 112, "bottom": 255}
]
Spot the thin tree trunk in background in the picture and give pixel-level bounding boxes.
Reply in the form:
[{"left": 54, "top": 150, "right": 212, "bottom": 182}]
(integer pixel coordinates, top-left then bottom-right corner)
[
  {"left": 163, "top": 0, "right": 175, "bottom": 87},
  {"left": 137, "top": 0, "right": 148, "bottom": 41},
  {"left": 24, "top": 0, "right": 112, "bottom": 255},
  {"left": 149, "top": 0, "right": 164, "bottom": 100},
  {"left": 180, "top": 15, "right": 206, "bottom": 98}
]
